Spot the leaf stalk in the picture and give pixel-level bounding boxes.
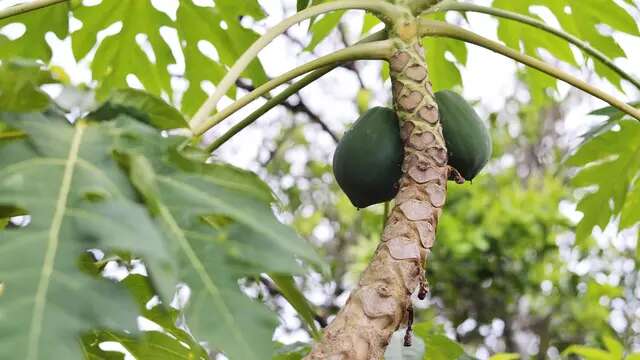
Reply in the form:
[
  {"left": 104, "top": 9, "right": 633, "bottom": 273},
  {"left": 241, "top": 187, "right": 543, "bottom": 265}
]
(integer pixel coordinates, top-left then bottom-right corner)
[
  {"left": 419, "top": 20, "right": 640, "bottom": 121},
  {"left": 424, "top": 2, "right": 640, "bottom": 90},
  {"left": 205, "top": 31, "right": 388, "bottom": 152},
  {"left": 189, "top": 0, "right": 403, "bottom": 130},
  {"left": 193, "top": 40, "right": 395, "bottom": 136},
  {"left": 0, "top": 0, "right": 66, "bottom": 20}
]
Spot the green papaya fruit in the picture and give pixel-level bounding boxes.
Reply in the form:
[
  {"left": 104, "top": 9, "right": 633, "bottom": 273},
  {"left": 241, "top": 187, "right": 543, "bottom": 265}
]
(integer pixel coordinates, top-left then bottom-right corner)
[
  {"left": 435, "top": 90, "right": 492, "bottom": 181},
  {"left": 333, "top": 107, "right": 404, "bottom": 208}
]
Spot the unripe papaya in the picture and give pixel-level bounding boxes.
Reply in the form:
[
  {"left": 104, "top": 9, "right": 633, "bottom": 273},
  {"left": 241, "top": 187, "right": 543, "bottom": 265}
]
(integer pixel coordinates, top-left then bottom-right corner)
[
  {"left": 333, "top": 93, "right": 491, "bottom": 208},
  {"left": 332, "top": 107, "right": 404, "bottom": 208},
  {"left": 435, "top": 90, "right": 491, "bottom": 181}
]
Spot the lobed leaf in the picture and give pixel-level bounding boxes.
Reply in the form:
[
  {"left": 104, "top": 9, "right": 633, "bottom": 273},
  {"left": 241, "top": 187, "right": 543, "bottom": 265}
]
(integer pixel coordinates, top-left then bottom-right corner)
[
  {"left": 566, "top": 119, "right": 640, "bottom": 240},
  {"left": 0, "top": 2, "right": 69, "bottom": 61},
  {"left": 71, "top": 0, "right": 175, "bottom": 100},
  {"left": 0, "top": 113, "right": 177, "bottom": 360},
  {"left": 176, "top": 1, "right": 268, "bottom": 115}
]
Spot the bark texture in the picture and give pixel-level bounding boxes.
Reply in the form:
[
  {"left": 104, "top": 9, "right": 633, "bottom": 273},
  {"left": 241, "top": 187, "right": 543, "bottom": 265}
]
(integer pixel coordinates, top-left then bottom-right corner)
[{"left": 306, "top": 18, "right": 448, "bottom": 360}]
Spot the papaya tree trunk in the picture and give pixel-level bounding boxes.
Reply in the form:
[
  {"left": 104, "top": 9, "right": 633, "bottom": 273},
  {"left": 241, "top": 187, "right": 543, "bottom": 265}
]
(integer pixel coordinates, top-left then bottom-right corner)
[{"left": 305, "top": 15, "right": 449, "bottom": 360}]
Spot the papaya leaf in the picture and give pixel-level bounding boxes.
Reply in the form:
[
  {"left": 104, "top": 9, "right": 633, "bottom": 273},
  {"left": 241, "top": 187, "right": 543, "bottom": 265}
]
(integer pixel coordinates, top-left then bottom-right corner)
[
  {"left": 588, "top": 102, "right": 640, "bottom": 122},
  {"left": 361, "top": 13, "right": 382, "bottom": 36},
  {"left": 176, "top": 1, "right": 268, "bottom": 115},
  {"left": 85, "top": 331, "right": 208, "bottom": 360},
  {"left": 412, "top": 321, "right": 465, "bottom": 360},
  {"left": 493, "top": 1, "right": 578, "bottom": 67},
  {"left": 489, "top": 354, "right": 521, "bottom": 360},
  {"left": 0, "top": 112, "right": 177, "bottom": 360},
  {"left": 566, "top": 120, "right": 640, "bottom": 240},
  {"left": 562, "top": 345, "right": 613, "bottom": 360},
  {"left": 492, "top": 0, "right": 577, "bottom": 104},
  {"left": 305, "top": 11, "right": 345, "bottom": 52},
  {"left": 122, "top": 156, "right": 289, "bottom": 359},
  {"left": 0, "top": 59, "right": 58, "bottom": 112},
  {"left": 213, "top": 0, "right": 266, "bottom": 20},
  {"left": 88, "top": 89, "right": 188, "bottom": 130},
  {"left": 71, "top": 0, "right": 175, "bottom": 100},
  {"left": 602, "top": 336, "right": 624, "bottom": 359},
  {"left": 577, "top": 103, "right": 640, "bottom": 146},
  {"left": 0, "top": 2, "right": 69, "bottom": 61},
  {"left": 269, "top": 274, "right": 320, "bottom": 338},
  {"left": 82, "top": 275, "right": 209, "bottom": 360},
  {"left": 491, "top": 0, "right": 639, "bottom": 95},
  {"left": 298, "top": 0, "right": 312, "bottom": 12},
  {"left": 273, "top": 342, "right": 311, "bottom": 360},
  {"left": 423, "top": 13, "right": 467, "bottom": 91},
  {"left": 105, "top": 121, "right": 325, "bottom": 359},
  {"left": 540, "top": 0, "right": 639, "bottom": 90}
]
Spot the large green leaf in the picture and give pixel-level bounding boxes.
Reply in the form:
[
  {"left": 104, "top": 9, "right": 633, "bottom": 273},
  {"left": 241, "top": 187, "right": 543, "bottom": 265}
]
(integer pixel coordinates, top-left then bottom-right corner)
[
  {"left": 542, "top": 0, "right": 639, "bottom": 90},
  {"left": 383, "top": 321, "right": 471, "bottom": 360},
  {"left": 297, "top": 0, "right": 312, "bottom": 11},
  {"left": 71, "top": 0, "right": 175, "bottom": 99},
  {"left": 0, "top": 2, "right": 69, "bottom": 61},
  {"left": 566, "top": 119, "right": 640, "bottom": 240},
  {"left": 491, "top": 0, "right": 639, "bottom": 97},
  {"left": 88, "top": 88, "right": 188, "bottom": 130},
  {"left": 0, "top": 59, "right": 57, "bottom": 112},
  {"left": 489, "top": 354, "right": 520, "bottom": 360},
  {"left": 273, "top": 342, "right": 311, "bottom": 360},
  {"left": 562, "top": 345, "right": 616, "bottom": 360},
  {"left": 82, "top": 275, "right": 209, "bottom": 360},
  {"left": 270, "top": 274, "right": 320, "bottom": 338},
  {"left": 0, "top": 105, "right": 323, "bottom": 359},
  {"left": 0, "top": 113, "right": 176, "bottom": 360},
  {"left": 104, "top": 120, "right": 323, "bottom": 359},
  {"left": 305, "top": 11, "right": 346, "bottom": 52},
  {"left": 176, "top": 0, "right": 268, "bottom": 115},
  {"left": 492, "top": 0, "right": 577, "bottom": 104}
]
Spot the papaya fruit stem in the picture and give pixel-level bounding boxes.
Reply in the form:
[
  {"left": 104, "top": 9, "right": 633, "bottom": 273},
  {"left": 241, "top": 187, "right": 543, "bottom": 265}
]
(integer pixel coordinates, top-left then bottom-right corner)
[
  {"left": 419, "top": 19, "right": 640, "bottom": 122},
  {"left": 205, "top": 31, "right": 388, "bottom": 152},
  {"left": 447, "top": 166, "right": 465, "bottom": 184},
  {"left": 423, "top": 2, "right": 640, "bottom": 91},
  {"left": 193, "top": 40, "right": 395, "bottom": 136},
  {"left": 0, "top": 0, "right": 66, "bottom": 20},
  {"left": 403, "top": 304, "right": 414, "bottom": 347},
  {"left": 189, "top": 0, "right": 404, "bottom": 131}
]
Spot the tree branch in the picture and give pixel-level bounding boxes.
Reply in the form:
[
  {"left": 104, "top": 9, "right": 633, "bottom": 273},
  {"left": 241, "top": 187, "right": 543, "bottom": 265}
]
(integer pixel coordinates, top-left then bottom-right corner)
[
  {"left": 425, "top": 2, "right": 640, "bottom": 90},
  {"left": 418, "top": 19, "right": 640, "bottom": 121},
  {"left": 0, "top": 0, "right": 66, "bottom": 20}
]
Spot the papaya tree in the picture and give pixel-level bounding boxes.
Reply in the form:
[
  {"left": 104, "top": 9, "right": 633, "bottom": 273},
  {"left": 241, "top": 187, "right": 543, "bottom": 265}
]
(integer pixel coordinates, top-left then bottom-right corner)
[{"left": 0, "top": 0, "right": 639, "bottom": 359}]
